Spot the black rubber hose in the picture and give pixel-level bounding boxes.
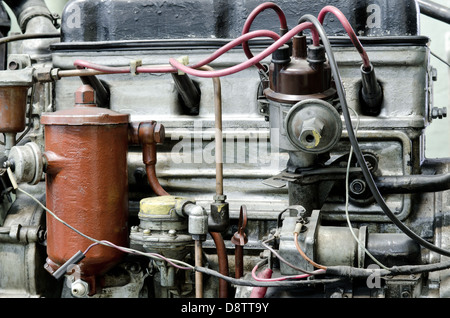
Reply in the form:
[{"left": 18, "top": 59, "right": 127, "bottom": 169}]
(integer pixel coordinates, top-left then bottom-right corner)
[
  {"left": 298, "top": 14, "right": 450, "bottom": 258},
  {"left": 2, "top": 0, "right": 53, "bottom": 32},
  {"left": 375, "top": 173, "right": 450, "bottom": 194},
  {"left": 417, "top": 0, "right": 450, "bottom": 24},
  {"left": 326, "top": 260, "right": 450, "bottom": 278}
]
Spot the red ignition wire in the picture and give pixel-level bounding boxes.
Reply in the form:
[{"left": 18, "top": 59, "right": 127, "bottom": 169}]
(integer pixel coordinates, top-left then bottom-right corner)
[
  {"left": 168, "top": 22, "right": 317, "bottom": 78},
  {"left": 241, "top": 2, "right": 288, "bottom": 71},
  {"left": 73, "top": 30, "right": 280, "bottom": 75},
  {"left": 241, "top": 2, "right": 321, "bottom": 72},
  {"left": 317, "top": 5, "right": 371, "bottom": 70}
]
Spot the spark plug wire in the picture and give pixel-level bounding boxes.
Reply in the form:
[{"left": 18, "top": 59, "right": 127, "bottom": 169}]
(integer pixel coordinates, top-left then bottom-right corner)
[
  {"left": 72, "top": 29, "right": 281, "bottom": 75},
  {"left": 168, "top": 21, "right": 317, "bottom": 78},
  {"left": 241, "top": 2, "right": 289, "bottom": 71},
  {"left": 317, "top": 6, "right": 371, "bottom": 70}
]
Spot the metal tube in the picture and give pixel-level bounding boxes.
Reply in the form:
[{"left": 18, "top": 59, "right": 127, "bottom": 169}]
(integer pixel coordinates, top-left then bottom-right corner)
[
  {"left": 234, "top": 245, "right": 244, "bottom": 278},
  {"left": 57, "top": 69, "right": 107, "bottom": 78},
  {"left": 145, "top": 163, "right": 169, "bottom": 196},
  {"left": 210, "top": 231, "right": 229, "bottom": 298},
  {"left": 417, "top": 0, "right": 450, "bottom": 24},
  {"left": 195, "top": 240, "right": 203, "bottom": 298},
  {"left": 199, "top": 66, "right": 223, "bottom": 195}
]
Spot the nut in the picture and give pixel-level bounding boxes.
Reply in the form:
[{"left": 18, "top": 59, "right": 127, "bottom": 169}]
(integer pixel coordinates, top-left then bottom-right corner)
[
  {"left": 75, "top": 85, "right": 96, "bottom": 105},
  {"left": 431, "top": 107, "right": 448, "bottom": 120}
]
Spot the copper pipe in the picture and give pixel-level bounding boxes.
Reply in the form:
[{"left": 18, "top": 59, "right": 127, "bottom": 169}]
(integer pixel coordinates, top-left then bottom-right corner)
[
  {"left": 199, "top": 66, "right": 223, "bottom": 196},
  {"left": 200, "top": 67, "right": 229, "bottom": 297},
  {"left": 129, "top": 121, "right": 169, "bottom": 196},
  {"left": 195, "top": 240, "right": 203, "bottom": 298},
  {"left": 210, "top": 231, "right": 229, "bottom": 298},
  {"left": 231, "top": 205, "right": 248, "bottom": 279},
  {"left": 144, "top": 142, "right": 168, "bottom": 196},
  {"left": 57, "top": 69, "right": 107, "bottom": 78},
  {"left": 234, "top": 246, "right": 244, "bottom": 279},
  {"left": 145, "top": 163, "right": 169, "bottom": 196}
]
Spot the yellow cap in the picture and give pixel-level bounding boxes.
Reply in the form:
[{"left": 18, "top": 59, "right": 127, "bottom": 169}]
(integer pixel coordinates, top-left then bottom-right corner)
[{"left": 138, "top": 195, "right": 194, "bottom": 219}]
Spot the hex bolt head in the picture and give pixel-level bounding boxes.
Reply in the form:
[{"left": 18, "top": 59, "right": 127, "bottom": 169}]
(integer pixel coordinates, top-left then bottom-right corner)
[
  {"left": 431, "top": 107, "right": 448, "bottom": 120},
  {"left": 153, "top": 123, "right": 165, "bottom": 144},
  {"left": 75, "top": 84, "right": 96, "bottom": 105},
  {"left": 298, "top": 117, "right": 324, "bottom": 149}
]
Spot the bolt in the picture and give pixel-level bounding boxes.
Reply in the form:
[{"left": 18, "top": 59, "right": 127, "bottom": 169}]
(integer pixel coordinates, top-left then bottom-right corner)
[
  {"left": 299, "top": 117, "right": 324, "bottom": 149},
  {"left": 431, "top": 67, "right": 438, "bottom": 81},
  {"left": 153, "top": 123, "right": 165, "bottom": 144},
  {"left": 431, "top": 107, "right": 447, "bottom": 120},
  {"left": 75, "top": 85, "right": 96, "bottom": 105},
  {"left": 401, "top": 290, "right": 411, "bottom": 298}
]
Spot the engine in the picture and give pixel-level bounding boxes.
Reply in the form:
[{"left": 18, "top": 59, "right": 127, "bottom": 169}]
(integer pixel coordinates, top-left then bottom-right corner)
[{"left": 1, "top": 0, "right": 450, "bottom": 301}]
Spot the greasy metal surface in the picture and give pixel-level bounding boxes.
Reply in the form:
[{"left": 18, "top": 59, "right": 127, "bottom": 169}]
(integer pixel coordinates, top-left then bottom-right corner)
[{"left": 0, "top": 86, "right": 29, "bottom": 133}]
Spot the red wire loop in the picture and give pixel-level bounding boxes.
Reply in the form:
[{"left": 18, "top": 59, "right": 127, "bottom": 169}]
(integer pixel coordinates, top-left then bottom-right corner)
[
  {"left": 318, "top": 5, "right": 371, "bottom": 70},
  {"left": 241, "top": 2, "right": 288, "bottom": 71}
]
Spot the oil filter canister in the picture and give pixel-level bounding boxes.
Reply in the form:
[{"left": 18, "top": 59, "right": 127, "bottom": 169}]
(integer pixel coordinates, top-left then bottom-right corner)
[{"left": 41, "top": 85, "right": 129, "bottom": 295}]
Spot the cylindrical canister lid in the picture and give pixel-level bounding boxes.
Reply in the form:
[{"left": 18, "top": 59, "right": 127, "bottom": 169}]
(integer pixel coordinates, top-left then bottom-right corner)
[
  {"left": 41, "top": 84, "right": 129, "bottom": 125},
  {"left": 41, "top": 106, "right": 129, "bottom": 125}
]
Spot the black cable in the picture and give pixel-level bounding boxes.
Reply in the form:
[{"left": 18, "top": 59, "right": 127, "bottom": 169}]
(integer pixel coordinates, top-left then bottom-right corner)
[
  {"left": 327, "top": 260, "right": 450, "bottom": 278},
  {"left": 298, "top": 14, "right": 450, "bottom": 258},
  {"left": 375, "top": 173, "right": 450, "bottom": 194},
  {"left": 431, "top": 50, "right": 450, "bottom": 68}
]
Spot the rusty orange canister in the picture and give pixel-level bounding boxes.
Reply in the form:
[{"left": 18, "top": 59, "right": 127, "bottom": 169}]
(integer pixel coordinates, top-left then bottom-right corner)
[
  {"left": 41, "top": 85, "right": 129, "bottom": 294},
  {"left": 0, "top": 86, "right": 29, "bottom": 133}
]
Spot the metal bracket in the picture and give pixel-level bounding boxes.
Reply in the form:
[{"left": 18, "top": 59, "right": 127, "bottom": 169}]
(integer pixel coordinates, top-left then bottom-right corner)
[{"left": 262, "top": 166, "right": 364, "bottom": 188}]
